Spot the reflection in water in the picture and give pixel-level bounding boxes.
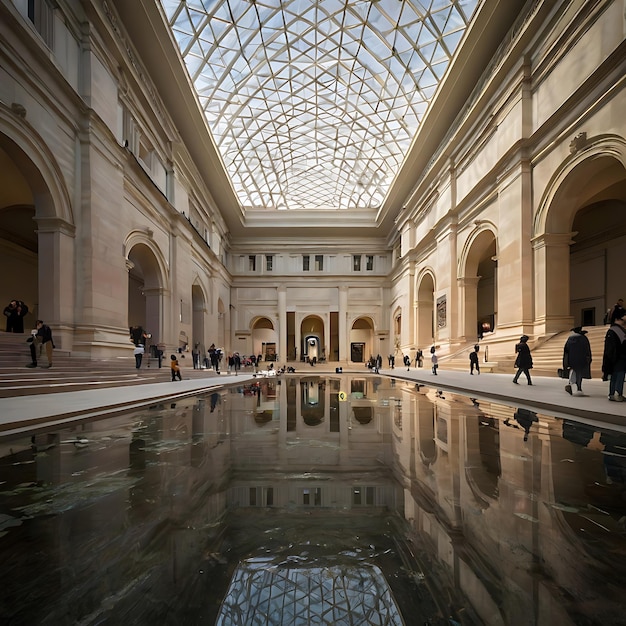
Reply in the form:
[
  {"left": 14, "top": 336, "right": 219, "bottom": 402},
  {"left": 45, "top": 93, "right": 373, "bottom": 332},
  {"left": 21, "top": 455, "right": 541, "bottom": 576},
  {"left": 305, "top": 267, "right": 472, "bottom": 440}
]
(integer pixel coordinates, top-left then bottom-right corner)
[{"left": 0, "top": 376, "right": 625, "bottom": 625}]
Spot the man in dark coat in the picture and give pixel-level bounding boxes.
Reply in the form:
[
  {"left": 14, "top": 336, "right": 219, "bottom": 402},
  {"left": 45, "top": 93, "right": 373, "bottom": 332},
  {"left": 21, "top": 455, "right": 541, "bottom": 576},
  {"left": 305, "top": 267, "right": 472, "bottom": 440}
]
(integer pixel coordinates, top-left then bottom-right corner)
[
  {"left": 563, "top": 327, "right": 592, "bottom": 396},
  {"left": 602, "top": 313, "right": 626, "bottom": 401},
  {"left": 513, "top": 335, "right": 533, "bottom": 385}
]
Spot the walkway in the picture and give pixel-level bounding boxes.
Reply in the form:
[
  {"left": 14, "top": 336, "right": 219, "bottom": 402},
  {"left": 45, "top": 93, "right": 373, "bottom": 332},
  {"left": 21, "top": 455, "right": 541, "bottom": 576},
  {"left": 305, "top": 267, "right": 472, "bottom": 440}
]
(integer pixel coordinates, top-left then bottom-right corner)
[{"left": 1, "top": 364, "right": 624, "bottom": 436}]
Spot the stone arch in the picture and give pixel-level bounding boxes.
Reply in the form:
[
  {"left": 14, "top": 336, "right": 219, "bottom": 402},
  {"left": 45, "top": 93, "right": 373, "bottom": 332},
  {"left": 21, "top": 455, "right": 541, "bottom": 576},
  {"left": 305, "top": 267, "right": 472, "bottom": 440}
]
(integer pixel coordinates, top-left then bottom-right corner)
[
  {"left": 349, "top": 315, "right": 375, "bottom": 363},
  {"left": 300, "top": 314, "right": 325, "bottom": 363},
  {"left": 392, "top": 306, "right": 402, "bottom": 357},
  {"left": 0, "top": 110, "right": 75, "bottom": 345},
  {"left": 125, "top": 233, "right": 168, "bottom": 348},
  {"left": 533, "top": 136, "right": 626, "bottom": 331},
  {"left": 191, "top": 277, "right": 208, "bottom": 357},
  {"left": 459, "top": 224, "right": 498, "bottom": 340},
  {"left": 252, "top": 316, "right": 277, "bottom": 361},
  {"left": 415, "top": 269, "right": 436, "bottom": 350}
]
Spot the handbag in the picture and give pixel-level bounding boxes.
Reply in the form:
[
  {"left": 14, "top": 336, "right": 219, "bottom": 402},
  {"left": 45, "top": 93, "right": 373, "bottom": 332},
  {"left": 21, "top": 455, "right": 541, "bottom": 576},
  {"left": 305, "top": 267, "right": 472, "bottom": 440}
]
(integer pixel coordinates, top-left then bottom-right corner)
[{"left": 557, "top": 368, "right": 569, "bottom": 379}]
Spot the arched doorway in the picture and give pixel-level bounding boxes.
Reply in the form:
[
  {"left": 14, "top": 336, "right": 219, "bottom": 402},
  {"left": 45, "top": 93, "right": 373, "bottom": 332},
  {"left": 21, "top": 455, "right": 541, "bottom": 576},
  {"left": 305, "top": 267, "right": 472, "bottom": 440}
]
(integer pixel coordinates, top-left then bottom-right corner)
[
  {"left": 0, "top": 131, "right": 74, "bottom": 347},
  {"left": 127, "top": 243, "right": 164, "bottom": 349},
  {"left": 252, "top": 317, "right": 277, "bottom": 362},
  {"left": 350, "top": 316, "right": 374, "bottom": 363},
  {"left": 300, "top": 315, "right": 325, "bottom": 364},
  {"left": 534, "top": 141, "right": 626, "bottom": 333},
  {"left": 461, "top": 229, "right": 497, "bottom": 341},
  {"left": 416, "top": 272, "right": 435, "bottom": 351},
  {"left": 191, "top": 282, "right": 206, "bottom": 357}
]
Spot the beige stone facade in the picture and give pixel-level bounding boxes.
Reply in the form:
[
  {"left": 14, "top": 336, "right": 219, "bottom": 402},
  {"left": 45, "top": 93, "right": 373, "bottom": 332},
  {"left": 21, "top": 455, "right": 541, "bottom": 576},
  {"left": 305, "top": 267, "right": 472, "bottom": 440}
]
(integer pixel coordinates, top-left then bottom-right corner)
[{"left": 0, "top": 0, "right": 624, "bottom": 365}]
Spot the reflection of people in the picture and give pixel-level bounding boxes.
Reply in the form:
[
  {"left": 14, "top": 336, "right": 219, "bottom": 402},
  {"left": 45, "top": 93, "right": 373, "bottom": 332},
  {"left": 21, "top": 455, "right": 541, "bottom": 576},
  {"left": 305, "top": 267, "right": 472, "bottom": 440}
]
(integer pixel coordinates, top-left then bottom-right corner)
[
  {"left": 210, "top": 392, "right": 219, "bottom": 413},
  {"left": 469, "top": 344, "right": 480, "bottom": 375},
  {"left": 26, "top": 320, "right": 54, "bottom": 368},
  {"left": 563, "top": 327, "right": 591, "bottom": 396},
  {"left": 514, "top": 408, "right": 538, "bottom": 441},
  {"left": 602, "top": 313, "right": 626, "bottom": 402},
  {"left": 512, "top": 335, "right": 533, "bottom": 385},
  {"left": 133, "top": 343, "right": 144, "bottom": 369},
  {"left": 170, "top": 354, "right": 182, "bottom": 381},
  {"left": 4, "top": 300, "right": 28, "bottom": 333}
]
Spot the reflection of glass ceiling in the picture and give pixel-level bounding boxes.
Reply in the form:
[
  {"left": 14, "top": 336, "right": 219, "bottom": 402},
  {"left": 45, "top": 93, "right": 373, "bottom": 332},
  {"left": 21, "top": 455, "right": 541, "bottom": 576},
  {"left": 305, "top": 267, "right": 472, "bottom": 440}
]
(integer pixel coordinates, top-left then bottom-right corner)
[
  {"left": 160, "top": 0, "right": 479, "bottom": 211},
  {"left": 217, "top": 561, "right": 404, "bottom": 624}
]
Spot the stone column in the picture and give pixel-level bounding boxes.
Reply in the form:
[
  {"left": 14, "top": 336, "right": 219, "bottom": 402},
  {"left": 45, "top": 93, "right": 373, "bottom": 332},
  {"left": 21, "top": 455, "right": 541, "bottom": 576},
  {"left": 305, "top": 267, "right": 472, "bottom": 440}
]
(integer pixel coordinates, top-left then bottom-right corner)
[
  {"left": 532, "top": 233, "right": 574, "bottom": 334},
  {"left": 278, "top": 285, "right": 287, "bottom": 363},
  {"left": 457, "top": 276, "right": 480, "bottom": 342},
  {"left": 339, "top": 285, "right": 348, "bottom": 362}
]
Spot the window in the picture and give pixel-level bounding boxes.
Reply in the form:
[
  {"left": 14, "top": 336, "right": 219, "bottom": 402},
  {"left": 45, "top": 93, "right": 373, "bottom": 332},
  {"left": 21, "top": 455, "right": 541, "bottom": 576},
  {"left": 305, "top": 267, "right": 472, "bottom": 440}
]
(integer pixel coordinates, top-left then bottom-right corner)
[
  {"left": 303, "top": 255, "right": 310, "bottom": 271},
  {"left": 302, "top": 488, "right": 322, "bottom": 506},
  {"left": 265, "top": 255, "right": 273, "bottom": 272},
  {"left": 353, "top": 255, "right": 361, "bottom": 271},
  {"left": 248, "top": 255, "right": 256, "bottom": 271},
  {"left": 366, "top": 255, "right": 374, "bottom": 271},
  {"left": 27, "top": 0, "right": 54, "bottom": 47},
  {"left": 353, "top": 486, "right": 374, "bottom": 506},
  {"left": 315, "top": 255, "right": 323, "bottom": 271}
]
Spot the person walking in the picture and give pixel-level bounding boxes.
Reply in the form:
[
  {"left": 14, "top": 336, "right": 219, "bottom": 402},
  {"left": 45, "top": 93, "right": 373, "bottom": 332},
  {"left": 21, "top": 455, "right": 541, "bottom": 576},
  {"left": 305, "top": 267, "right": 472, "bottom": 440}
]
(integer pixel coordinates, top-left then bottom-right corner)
[
  {"left": 602, "top": 313, "right": 626, "bottom": 401},
  {"left": 25, "top": 320, "right": 54, "bottom": 368},
  {"left": 134, "top": 343, "right": 145, "bottom": 369},
  {"left": 563, "top": 327, "right": 591, "bottom": 396},
  {"left": 512, "top": 335, "right": 533, "bottom": 385},
  {"left": 403, "top": 354, "right": 411, "bottom": 370},
  {"left": 469, "top": 344, "right": 480, "bottom": 375},
  {"left": 430, "top": 346, "right": 438, "bottom": 375},
  {"left": 170, "top": 354, "right": 182, "bottom": 381}
]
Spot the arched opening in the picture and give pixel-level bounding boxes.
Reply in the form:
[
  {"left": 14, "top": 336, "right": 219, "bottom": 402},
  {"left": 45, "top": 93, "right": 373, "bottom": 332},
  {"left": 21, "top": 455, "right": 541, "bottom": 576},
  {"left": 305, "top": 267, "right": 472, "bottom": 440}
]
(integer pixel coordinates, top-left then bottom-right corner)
[
  {"left": 566, "top": 160, "right": 626, "bottom": 327},
  {"left": 462, "top": 230, "right": 497, "bottom": 341},
  {"left": 191, "top": 283, "right": 206, "bottom": 358},
  {"left": 416, "top": 273, "right": 435, "bottom": 351},
  {"left": 393, "top": 309, "right": 402, "bottom": 358},
  {"left": 252, "top": 317, "right": 277, "bottom": 362},
  {"left": 350, "top": 316, "right": 374, "bottom": 363},
  {"left": 300, "top": 315, "right": 325, "bottom": 364},
  {"left": 535, "top": 145, "right": 626, "bottom": 333},
  {"left": 127, "top": 243, "right": 163, "bottom": 350}
]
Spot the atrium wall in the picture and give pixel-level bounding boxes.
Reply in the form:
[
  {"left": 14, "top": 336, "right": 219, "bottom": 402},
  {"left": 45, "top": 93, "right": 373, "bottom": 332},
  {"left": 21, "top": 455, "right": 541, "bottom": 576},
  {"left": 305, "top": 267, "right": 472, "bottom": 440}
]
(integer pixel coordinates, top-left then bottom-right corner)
[{"left": 0, "top": 0, "right": 624, "bottom": 365}]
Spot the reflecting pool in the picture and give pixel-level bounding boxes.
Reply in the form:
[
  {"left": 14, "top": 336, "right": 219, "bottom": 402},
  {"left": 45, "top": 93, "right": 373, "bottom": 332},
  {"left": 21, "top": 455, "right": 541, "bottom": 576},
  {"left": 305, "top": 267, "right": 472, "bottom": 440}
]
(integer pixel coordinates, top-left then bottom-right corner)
[{"left": 0, "top": 375, "right": 625, "bottom": 625}]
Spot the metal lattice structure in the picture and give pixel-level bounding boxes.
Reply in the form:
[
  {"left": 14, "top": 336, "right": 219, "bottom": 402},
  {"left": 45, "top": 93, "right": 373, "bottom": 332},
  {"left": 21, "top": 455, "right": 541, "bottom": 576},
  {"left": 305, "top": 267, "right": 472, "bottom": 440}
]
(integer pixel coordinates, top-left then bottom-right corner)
[{"left": 160, "top": 0, "right": 479, "bottom": 211}]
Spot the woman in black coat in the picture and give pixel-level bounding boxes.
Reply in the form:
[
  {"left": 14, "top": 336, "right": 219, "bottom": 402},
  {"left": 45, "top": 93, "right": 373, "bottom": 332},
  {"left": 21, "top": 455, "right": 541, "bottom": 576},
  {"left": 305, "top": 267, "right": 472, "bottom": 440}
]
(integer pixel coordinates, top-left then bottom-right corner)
[
  {"left": 563, "top": 327, "right": 592, "bottom": 395},
  {"left": 513, "top": 335, "right": 533, "bottom": 385}
]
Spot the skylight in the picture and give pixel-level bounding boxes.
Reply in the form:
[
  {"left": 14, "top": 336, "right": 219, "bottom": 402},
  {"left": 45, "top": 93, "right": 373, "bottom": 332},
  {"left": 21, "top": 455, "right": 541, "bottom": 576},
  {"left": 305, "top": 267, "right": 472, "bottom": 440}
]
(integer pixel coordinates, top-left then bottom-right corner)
[{"left": 160, "top": 0, "right": 479, "bottom": 211}]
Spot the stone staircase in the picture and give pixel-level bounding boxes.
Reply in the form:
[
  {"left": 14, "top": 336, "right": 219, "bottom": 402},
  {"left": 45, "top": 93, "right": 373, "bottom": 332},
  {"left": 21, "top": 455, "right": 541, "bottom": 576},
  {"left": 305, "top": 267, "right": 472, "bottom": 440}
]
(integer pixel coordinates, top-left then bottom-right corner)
[
  {"left": 0, "top": 332, "right": 220, "bottom": 398},
  {"left": 528, "top": 325, "right": 606, "bottom": 378},
  {"left": 439, "top": 325, "right": 608, "bottom": 377}
]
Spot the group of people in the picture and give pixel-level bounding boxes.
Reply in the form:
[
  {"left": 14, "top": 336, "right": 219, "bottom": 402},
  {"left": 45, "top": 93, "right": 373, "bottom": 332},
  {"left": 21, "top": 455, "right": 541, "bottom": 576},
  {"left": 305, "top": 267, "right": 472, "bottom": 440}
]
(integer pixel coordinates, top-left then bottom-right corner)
[
  {"left": 511, "top": 297, "right": 626, "bottom": 401},
  {"left": 4, "top": 298, "right": 55, "bottom": 369}
]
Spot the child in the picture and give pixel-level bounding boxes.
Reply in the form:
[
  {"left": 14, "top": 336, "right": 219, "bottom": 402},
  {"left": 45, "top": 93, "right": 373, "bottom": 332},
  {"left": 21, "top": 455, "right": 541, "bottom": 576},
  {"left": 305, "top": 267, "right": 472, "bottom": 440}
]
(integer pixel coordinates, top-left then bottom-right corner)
[
  {"left": 170, "top": 354, "right": 182, "bottom": 381},
  {"left": 469, "top": 344, "right": 480, "bottom": 375},
  {"left": 430, "top": 346, "right": 438, "bottom": 375}
]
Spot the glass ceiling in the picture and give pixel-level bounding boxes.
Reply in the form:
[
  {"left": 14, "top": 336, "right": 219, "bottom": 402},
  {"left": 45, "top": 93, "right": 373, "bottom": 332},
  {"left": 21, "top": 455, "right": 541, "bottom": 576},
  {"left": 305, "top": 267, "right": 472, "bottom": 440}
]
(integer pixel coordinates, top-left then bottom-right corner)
[{"left": 160, "top": 0, "right": 479, "bottom": 211}]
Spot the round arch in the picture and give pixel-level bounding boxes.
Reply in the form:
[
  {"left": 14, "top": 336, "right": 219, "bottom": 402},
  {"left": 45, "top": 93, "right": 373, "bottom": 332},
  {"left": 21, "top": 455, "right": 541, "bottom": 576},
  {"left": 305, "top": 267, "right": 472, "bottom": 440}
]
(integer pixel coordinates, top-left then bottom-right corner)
[
  {"left": 459, "top": 225, "right": 498, "bottom": 340},
  {"left": 415, "top": 269, "right": 436, "bottom": 350},
  {"left": 349, "top": 315, "right": 375, "bottom": 363},
  {"left": 191, "top": 278, "right": 208, "bottom": 359},
  {"left": 300, "top": 314, "right": 325, "bottom": 364},
  {"left": 125, "top": 235, "right": 168, "bottom": 349},
  {"left": 532, "top": 136, "right": 626, "bottom": 331},
  {"left": 252, "top": 316, "right": 277, "bottom": 362},
  {"left": 0, "top": 113, "right": 75, "bottom": 345}
]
